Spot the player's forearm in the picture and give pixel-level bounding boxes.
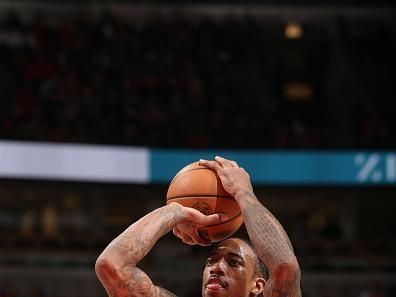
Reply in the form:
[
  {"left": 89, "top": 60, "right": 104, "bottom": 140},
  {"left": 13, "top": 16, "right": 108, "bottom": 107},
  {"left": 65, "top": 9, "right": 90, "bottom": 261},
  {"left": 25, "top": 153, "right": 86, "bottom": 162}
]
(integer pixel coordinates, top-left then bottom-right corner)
[
  {"left": 235, "top": 191, "right": 297, "bottom": 271},
  {"left": 95, "top": 203, "right": 185, "bottom": 297},
  {"left": 97, "top": 203, "right": 184, "bottom": 269}
]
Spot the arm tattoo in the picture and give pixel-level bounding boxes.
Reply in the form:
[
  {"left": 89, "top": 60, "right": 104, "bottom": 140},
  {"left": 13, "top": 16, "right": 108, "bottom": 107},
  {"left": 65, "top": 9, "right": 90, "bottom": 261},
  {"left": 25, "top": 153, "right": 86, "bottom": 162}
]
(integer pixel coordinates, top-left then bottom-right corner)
[
  {"left": 110, "top": 205, "right": 182, "bottom": 264},
  {"left": 238, "top": 192, "right": 294, "bottom": 269},
  {"left": 264, "top": 267, "right": 302, "bottom": 297},
  {"left": 237, "top": 192, "right": 301, "bottom": 296},
  {"left": 96, "top": 204, "right": 182, "bottom": 297},
  {"left": 98, "top": 265, "right": 155, "bottom": 297}
]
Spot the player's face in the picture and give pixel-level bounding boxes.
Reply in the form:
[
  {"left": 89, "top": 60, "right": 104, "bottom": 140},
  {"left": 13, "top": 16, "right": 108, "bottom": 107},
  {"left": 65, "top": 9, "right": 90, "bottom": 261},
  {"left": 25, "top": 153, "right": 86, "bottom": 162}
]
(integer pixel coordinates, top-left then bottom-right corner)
[{"left": 202, "top": 238, "right": 258, "bottom": 297}]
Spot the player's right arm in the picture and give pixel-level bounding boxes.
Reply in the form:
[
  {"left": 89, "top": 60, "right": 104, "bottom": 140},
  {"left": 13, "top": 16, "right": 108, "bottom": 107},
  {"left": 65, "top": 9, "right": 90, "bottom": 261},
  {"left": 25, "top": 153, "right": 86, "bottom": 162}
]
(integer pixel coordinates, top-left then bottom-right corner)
[{"left": 95, "top": 202, "right": 226, "bottom": 297}]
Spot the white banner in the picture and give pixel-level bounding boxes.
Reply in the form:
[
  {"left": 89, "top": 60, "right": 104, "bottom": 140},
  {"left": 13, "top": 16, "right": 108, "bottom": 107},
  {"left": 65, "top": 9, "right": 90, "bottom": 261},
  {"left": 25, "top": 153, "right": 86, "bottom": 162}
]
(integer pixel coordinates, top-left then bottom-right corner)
[{"left": 0, "top": 141, "right": 149, "bottom": 183}]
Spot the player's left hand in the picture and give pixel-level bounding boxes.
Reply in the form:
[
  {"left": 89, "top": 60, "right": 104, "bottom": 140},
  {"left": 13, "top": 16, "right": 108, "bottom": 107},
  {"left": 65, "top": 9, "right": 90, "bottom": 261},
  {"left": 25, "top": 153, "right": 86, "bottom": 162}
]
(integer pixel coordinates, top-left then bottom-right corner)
[{"left": 199, "top": 156, "right": 254, "bottom": 199}]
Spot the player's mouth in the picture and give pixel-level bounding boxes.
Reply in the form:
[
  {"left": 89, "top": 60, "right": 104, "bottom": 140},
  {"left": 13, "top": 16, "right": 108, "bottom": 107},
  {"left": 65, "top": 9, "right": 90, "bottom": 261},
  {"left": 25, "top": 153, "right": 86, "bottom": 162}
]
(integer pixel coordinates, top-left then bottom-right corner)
[{"left": 205, "top": 276, "right": 227, "bottom": 291}]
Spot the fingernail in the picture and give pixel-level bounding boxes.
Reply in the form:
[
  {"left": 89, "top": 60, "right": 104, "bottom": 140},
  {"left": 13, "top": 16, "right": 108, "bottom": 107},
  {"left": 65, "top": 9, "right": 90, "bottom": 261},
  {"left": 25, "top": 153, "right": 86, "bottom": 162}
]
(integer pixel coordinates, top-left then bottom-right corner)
[
  {"left": 219, "top": 213, "right": 228, "bottom": 221},
  {"left": 199, "top": 159, "right": 206, "bottom": 161}
]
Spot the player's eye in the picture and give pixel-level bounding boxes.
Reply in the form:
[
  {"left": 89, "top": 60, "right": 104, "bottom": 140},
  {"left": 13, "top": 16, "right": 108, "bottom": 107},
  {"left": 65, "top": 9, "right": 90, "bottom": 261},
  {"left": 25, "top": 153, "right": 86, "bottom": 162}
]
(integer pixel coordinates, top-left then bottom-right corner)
[
  {"left": 229, "top": 259, "right": 242, "bottom": 267},
  {"left": 206, "top": 258, "right": 215, "bottom": 266}
]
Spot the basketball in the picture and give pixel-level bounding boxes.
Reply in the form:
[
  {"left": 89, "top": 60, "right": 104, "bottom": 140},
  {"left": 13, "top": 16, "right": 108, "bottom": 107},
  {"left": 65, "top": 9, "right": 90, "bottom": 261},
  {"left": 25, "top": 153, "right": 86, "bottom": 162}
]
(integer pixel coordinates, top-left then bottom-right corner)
[{"left": 166, "top": 161, "right": 243, "bottom": 243}]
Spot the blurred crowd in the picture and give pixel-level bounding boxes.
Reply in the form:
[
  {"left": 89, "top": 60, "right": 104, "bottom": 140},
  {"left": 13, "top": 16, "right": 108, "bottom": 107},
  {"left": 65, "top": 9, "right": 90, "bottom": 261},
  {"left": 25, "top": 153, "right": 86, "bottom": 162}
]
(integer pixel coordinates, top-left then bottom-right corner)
[
  {"left": 0, "top": 10, "right": 395, "bottom": 149},
  {"left": 0, "top": 8, "right": 395, "bottom": 296}
]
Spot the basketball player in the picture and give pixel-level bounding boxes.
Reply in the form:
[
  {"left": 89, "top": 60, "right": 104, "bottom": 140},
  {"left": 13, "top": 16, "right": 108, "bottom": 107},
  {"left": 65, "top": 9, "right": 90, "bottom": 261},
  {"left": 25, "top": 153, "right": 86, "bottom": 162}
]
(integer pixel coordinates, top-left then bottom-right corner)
[{"left": 95, "top": 156, "right": 301, "bottom": 297}]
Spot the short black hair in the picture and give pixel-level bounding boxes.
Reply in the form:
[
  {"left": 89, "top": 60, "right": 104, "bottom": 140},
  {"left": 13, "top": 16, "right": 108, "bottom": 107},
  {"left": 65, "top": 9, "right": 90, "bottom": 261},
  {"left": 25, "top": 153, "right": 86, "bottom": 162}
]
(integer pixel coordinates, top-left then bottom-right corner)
[
  {"left": 212, "top": 238, "right": 269, "bottom": 280},
  {"left": 239, "top": 238, "right": 269, "bottom": 281}
]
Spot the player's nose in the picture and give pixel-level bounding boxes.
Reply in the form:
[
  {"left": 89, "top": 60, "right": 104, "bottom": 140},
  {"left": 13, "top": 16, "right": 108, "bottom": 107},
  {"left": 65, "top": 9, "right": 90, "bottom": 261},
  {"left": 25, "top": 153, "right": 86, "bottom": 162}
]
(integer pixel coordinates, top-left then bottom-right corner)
[{"left": 210, "top": 258, "right": 226, "bottom": 276}]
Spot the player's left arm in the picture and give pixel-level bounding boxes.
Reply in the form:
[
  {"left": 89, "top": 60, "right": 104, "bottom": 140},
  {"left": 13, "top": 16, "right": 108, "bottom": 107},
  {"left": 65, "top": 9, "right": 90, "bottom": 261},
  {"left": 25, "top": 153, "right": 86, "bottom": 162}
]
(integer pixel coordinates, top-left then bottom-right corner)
[
  {"left": 236, "top": 191, "right": 301, "bottom": 297},
  {"left": 199, "top": 157, "right": 302, "bottom": 297}
]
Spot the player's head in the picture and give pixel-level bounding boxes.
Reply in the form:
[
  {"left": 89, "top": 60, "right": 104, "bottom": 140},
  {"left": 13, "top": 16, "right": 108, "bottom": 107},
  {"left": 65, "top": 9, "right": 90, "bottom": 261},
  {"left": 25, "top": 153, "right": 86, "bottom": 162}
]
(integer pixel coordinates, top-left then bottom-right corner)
[{"left": 202, "top": 237, "right": 267, "bottom": 297}]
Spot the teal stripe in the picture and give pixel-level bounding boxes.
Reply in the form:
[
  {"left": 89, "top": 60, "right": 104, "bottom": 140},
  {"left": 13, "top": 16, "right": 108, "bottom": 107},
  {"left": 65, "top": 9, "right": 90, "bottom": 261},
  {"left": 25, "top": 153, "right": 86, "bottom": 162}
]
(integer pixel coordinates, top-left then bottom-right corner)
[{"left": 150, "top": 149, "right": 396, "bottom": 186}]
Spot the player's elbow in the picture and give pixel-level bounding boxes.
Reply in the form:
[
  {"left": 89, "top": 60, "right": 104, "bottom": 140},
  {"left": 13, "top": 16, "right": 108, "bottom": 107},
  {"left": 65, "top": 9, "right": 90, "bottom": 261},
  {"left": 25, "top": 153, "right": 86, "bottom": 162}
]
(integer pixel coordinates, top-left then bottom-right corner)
[
  {"left": 273, "top": 258, "right": 301, "bottom": 282},
  {"left": 95, "top": 255, "right": 118, "bottom": 282},
  {"left": 95, "top": 256, "right": 107, "bottom": 278},
  {"left": 95, "top": 255, "right": 107, "bottom": 273}
]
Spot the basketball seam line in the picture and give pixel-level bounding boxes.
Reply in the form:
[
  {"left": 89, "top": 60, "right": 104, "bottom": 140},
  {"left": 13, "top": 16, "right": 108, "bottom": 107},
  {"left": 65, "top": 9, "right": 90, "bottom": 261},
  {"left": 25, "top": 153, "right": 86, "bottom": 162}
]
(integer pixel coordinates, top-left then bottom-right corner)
[
  {"left": 204, "top": 212, "right": 242, "bottom": 227},
  {"left": 171, "top": 167, "right": 214, "bottom": 183}
]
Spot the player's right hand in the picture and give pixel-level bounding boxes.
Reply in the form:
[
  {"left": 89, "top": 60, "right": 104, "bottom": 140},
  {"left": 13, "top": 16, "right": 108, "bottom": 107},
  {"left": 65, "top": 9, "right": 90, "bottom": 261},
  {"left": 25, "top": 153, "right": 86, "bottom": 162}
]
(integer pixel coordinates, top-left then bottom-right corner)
[{"left": 169, "top": 202, "right": 228, "bottom": 246}]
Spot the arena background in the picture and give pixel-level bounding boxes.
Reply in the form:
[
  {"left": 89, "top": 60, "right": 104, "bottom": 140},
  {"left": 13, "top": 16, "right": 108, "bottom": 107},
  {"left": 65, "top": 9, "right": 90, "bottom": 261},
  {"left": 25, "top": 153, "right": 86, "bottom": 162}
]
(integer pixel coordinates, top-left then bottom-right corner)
[{"left": 0, "top": 1, "right": 395, "bottom": 297}]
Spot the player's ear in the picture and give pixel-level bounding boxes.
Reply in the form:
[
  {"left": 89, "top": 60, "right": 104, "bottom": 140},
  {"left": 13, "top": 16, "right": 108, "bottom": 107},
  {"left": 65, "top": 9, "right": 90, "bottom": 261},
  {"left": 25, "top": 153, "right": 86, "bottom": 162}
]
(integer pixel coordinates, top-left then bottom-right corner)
[{"left": 250, "top": 277, "right": 266, "bottom": 297}]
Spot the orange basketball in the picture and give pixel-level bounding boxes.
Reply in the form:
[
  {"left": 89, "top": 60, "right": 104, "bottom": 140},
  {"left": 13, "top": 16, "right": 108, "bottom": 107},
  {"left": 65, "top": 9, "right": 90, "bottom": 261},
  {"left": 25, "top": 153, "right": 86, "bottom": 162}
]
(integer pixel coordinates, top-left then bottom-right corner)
[{"left": 166, "top": 161, "right": 243, "bottom": 243}]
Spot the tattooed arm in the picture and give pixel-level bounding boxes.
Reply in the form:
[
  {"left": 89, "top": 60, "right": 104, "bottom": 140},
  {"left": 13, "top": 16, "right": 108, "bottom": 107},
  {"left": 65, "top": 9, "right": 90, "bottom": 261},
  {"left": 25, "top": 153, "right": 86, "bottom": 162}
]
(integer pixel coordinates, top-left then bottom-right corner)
[
  {"left": 95, "top": 202, "right": 226, "bottom": 297},
  {"left": 236, "top": 192, "right": 301, "bottom": 297},
  {"left": 199, "top": 157, "right": 301, "bottom": 297}
]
